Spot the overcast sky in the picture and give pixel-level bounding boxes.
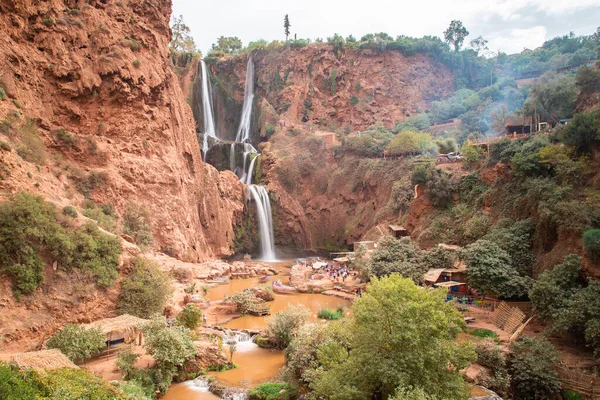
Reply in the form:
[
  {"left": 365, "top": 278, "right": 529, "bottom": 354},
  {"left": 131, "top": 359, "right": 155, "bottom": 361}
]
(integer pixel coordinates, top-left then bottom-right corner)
[{"left": 172, "top": 0, "right": 599, "bottom": 55}]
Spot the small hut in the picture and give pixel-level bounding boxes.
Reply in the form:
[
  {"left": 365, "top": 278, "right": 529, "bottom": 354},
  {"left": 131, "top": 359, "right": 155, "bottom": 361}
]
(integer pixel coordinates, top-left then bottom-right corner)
[
  {"left": 388, "top": 225, "right": 409, "bottom": 239},
  {"left": 83, "top": 315, "right": 149, "bottom": 357},
  {"left": 12, "top": 349, "right": 78, "bottom": 370}
]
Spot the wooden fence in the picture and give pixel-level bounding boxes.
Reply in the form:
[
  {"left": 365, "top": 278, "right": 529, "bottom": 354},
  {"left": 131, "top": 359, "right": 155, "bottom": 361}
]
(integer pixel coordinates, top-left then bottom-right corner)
[{"left": 558, "top": 364, "right": 600, "bottom": 399}]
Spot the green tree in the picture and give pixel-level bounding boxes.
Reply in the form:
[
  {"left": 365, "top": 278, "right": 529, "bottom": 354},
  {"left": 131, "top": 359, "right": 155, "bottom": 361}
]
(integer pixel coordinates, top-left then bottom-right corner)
[
  {"left": 169, "top": 15, "right": 198, "bottom": 54},
  {"left": 584, "top": 229, "right": 600, "bottom": 261},
  {"left": 211, "top": 36, "right": 243, "bottom": 54},
  {"left": 522, "top": 72, "right": 577, "bottom": 122},
  {"left": 461, "top": 240, "right": 531, "bottom": 298},
  {"left": 311, "top": 275, "right": 475, "bottom": 400},
  {"left": 561, "top": 108, "right": 600, "bottom": 155},
  {"left": 426, "top": 169, "right": 454, "bottom": 208},
  {"left": 386, "top": 131, "right": 419, "bottom": 156},
  {"left": 143, "top": 318, "right": 196, "bottom": 391},
  {"left": 444, "top": 20, "right": 469, "bottom": 52},
  {"left": 176, "top": 304, "right": 203, "bottom": 330},
  {"left": 507, "top": 337, "right": 561, "bottom": 400},
  {"left": 118, "top": 257, "right": 171, "bottom": 318},
  {"left": 123, "top": 202, "right": 153, "bottom": 247},
  {"left": 116, "top": 347, "right": 140, "bottom": 380},
  {"left": 529, "top": 254, "right": 581, "bottom": 318},
  {"left": 264, "top": 304, "right": 310, "bottom": 349},
  {"left": 284, "top": 15, "right": 291, "bottom": 41},
  {"left": 47, "top": 324, "right": 105, "bottom": 364},
  {"left": 369, "top": 236, "right": 426, "bottom": 283},
  {"left": 469, "top": 36, "right": 488, "bottom": 55},
  {"left": 0, "top": 362, "right": 43, "bottom": 400}
]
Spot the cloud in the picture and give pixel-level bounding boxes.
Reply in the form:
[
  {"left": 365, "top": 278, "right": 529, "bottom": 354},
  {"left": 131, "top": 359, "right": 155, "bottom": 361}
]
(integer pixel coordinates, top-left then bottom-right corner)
[{"left": 172, "top": 0, "right": 600, "bottom": 55}]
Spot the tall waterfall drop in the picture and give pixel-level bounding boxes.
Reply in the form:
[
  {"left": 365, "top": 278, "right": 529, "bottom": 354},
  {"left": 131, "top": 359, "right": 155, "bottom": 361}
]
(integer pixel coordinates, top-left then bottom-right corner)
[
  {"left": 200, "top": 60, "right": 217, "bottom": 159},
  {"left": 247, "top": 185, "right": 276, "bottom": 261},
  {"left": 235, "top": 58, "right": 255, "bottom": 143}
]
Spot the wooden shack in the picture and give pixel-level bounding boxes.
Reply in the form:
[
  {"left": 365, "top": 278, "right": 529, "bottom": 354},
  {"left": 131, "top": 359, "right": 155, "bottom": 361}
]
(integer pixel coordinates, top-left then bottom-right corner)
[
  {"left": 12, "top": 349, "right": 78, "bottom": 371},
  {"left": 83, "top": 315, "right": 149, "bottom": 358},
  {"left": 388, "top": 225, "right": 409, "bottom": 238}
]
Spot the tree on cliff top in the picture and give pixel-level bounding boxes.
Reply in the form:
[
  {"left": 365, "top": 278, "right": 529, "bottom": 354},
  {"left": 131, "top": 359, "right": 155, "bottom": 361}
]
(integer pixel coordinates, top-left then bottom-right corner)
[
  {"left": 170, "top": 15, "right": 198, "bottom": 55},
  {"left": 444, "top": 20, "right": 469, "bottom": 52},
  {"left": 284, "top": 14, "right": 291, "bottom": 41}
]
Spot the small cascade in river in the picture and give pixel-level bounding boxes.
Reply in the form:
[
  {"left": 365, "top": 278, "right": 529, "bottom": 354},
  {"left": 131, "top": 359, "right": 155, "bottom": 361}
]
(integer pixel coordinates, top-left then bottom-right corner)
[
  {"left": 200, "top": 60, "right": 218, "bottom": 159},
  {"left": 235, "top": 58, "right": 255, "bottom": 143},
  {"left": 222, "top": 330, "right": 258, "bottom": 352},
  {"left": 182, "top": 376, "right": 210, "bottom": 392}
]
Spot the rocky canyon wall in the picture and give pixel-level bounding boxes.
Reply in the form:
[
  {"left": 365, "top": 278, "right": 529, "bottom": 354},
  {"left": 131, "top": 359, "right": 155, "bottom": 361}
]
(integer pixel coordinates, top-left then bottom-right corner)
[
  {"left": 0, "top": 0, "right": 245, "bottom": 262},
  {"left": 200, "top": 46, "right": 455, "bottom": 250}
]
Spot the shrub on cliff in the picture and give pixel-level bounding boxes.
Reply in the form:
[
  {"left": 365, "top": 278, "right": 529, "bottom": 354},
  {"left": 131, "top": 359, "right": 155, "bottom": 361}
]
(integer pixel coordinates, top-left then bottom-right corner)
[
  {"left": 583, "top": 229, "right": 600, "bottom": 261},
  {"left": 369, "top": 236, "right": 427, "bottom": 283},
  {"left": 47, "top": 324, "right": 105, "bottom": 364},
  {"left": 0, "top": 193, "right": 122, "bottom": 297},
  {"left": 118, "top": 257, "right": 171, "bottom": 318},
  {"left": 461, "top": 240, "right": 531, "bottom": 298},
  {"left": 123, "top": 202, "right": 153, "bottom": 247}
]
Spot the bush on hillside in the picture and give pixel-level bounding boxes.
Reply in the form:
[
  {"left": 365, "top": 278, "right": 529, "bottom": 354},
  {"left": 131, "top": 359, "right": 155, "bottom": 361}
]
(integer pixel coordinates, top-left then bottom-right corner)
[
  {"left": 123, "top": 202, "right": 153, "bottom": 246},
  {"left": 47, "top": 324, "right": 105, "bottom": 364},
  {"left": 264, "top": 304, "right": 310, "bottom": 349},
  {"left": 0, "top": 193, "right": 121, "bottom": 297},
  {"left": 530, "top": 254, "right": 581, "bottom": 318},
  {"left": 560, "top": 108, "right": 600, "bottom": 155},
  {"left": 83, "top": 200, "right": 117, "bottom": 232},
  {"left": 461, "top": 240, "right": 531, "bottom": 298},
  {"left": 118, "top": 257, "right": 171, "bottom": 318},
  {"left": 62, "top": 205, "right": 78, "bottom": 218},
  {"left": 583, "top": 229, "right": 600, "bottom": 261},
  {"left": 176, "top": 304, "right": 202, "bottom": 329},
  {"left": 15, "top": 118, "right": 46, "bottom": 164},
  {"left": 427, "top": 169, "right": 454, "bottom": 208},
  {"left": 507, "top": 337, "right": 561, "bottom": 400}
]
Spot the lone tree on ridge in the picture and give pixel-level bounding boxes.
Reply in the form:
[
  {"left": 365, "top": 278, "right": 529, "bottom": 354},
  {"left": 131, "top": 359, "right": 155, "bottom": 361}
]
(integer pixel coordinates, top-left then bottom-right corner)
[
  {"left": 444, "top": 20, "right": 469, "bottom": 52},
  {"left": 284, "top": 14, "right": 291, "bottom": 40}
]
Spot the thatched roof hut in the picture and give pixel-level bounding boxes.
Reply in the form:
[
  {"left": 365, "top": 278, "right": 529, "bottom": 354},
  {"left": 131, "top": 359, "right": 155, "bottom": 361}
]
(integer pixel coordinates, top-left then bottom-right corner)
[
  {"left": 83, "top": 314, "right": 149, "bottom": 337},
  {"left": 12, "top": 349, "right": 78, "bottom": 370}
]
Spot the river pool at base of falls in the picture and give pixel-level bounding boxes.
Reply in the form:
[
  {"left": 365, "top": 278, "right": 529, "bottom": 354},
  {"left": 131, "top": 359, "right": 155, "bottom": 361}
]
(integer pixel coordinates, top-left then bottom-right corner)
[{"left": 163, "top": 259, "right": 351, "bottom": 399}]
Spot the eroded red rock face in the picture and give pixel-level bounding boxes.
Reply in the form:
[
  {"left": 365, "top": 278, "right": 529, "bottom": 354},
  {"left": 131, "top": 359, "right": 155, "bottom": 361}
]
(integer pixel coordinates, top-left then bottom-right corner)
[{"left": 0, "top": 0, "right": 245, "bottom": 262}]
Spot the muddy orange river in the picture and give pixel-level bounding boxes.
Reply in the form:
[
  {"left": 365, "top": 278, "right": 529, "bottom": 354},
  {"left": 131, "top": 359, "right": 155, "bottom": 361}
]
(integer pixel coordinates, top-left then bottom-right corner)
[{"left": 165, "top": 260, "right": 350, "bottom": 398}]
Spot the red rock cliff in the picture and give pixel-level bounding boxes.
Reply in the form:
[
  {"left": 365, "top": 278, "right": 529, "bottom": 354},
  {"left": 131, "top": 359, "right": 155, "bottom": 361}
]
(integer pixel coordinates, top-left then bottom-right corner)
[{"left": 0, "top": 0, "right": 245, "bottom": 261}]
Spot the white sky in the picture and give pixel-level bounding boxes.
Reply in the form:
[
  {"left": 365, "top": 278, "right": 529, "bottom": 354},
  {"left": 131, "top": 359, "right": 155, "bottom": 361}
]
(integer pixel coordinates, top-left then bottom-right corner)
[{"left": 172, "top": 0, "right": 600, "bottom": 55}]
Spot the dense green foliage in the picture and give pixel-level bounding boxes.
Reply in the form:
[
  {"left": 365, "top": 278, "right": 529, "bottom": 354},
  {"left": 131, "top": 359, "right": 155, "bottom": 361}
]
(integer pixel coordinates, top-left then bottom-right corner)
[
  {"left": 369, "top": 237, "right": 427, "bottom": 282},
  {"left": 264, "top": 304, "right": 311, "bottom": 349},
  {"left": 317, "top": 306, "right": 344, "bottom": 320},
  {"left": 507, "top": 337, "right": 561, "bottom": 400},
  {"left": 116, "top": 347, "right": 140, "bottom": 380},
  {"left": 0, "top": 193, "right": 121, "bottom": 297},
  {"left": 142, "top": 318, "right": 196, "bottom": 393},
  {"left": 249, "top": 382, "right": 296, "bottom": 400},
  {"left": 47, "top": 324, "right": 105, "bottom": 364},
  {"left": 0, "top": 362, "right": 130, "bottom": 399},
  {"left": 461, "top": 240, "right": 531, "bottom": 298},
  {"left": 308, "top": 275, "right": 474, "bottom": 400},
  {"left": 530, "top": 255, "right": 582, "bottom": 318},
  {"left": 118, "top": 257, "right": 171, "bottom": 318},
  {"left": 583, "top": 229, "right": 600, "bottom": 261},
  {"left": 176, "top": 303, "right": 203, "bottom": 329},
  {"left": 123, "top": 202, "right": 153, "bottom": 247}
]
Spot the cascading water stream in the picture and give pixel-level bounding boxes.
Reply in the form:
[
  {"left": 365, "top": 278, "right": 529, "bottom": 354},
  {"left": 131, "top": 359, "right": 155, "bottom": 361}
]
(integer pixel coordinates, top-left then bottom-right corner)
[
  {"left": 244, "top": 156, "right": 257, "bottom": 185},
  {"left": 235, "top": 58, "right": 255, "bottom": 144},
  {"left": 246, "top": 185, "right": 276, "bottom": 261},
  {"left": 182, "top": 376, "right": 211, "bottom": 392},
  {"left": 200, "top": 60, "right": 217, "bottom": 160},
  {"left": 222, "top": 330, "right": 258, "bottom": 352}
]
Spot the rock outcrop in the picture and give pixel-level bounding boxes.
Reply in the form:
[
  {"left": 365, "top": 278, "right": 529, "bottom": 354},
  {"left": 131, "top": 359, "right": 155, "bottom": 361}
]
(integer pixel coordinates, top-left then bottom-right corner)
[{"left": 0, "top": 0, "right": 245, "bottom": 262}]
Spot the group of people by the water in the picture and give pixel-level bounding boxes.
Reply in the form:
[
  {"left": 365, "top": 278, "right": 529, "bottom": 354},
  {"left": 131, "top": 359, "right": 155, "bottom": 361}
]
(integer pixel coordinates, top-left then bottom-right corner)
[{"left": 323, "top": 263, "right": 352, "bottom": 282}]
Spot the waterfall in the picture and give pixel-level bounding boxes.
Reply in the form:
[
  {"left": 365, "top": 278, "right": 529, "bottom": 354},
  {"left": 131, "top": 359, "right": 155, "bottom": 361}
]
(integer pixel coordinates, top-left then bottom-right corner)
[
  {"left": 247, "top": 185, "right": 276, "bottom": 261},
  {"left": 230, "top": 143, "right": 236, "bottom": 173},
  {"left": 223, "top": 388, "right": 249, "bottom": 400},
  {"left": 200, "top": 60, "right": 217, "bottom": 159},
  {"left": 235, "top": 58, "right": 255, "bottom": 143},
  {"left": 244, "top": 156, "right": 257, "bottom": 185},
  {"left": 183, "top": 376, "right": 210, "bottom": 392},
  {"left": 222, "top": 330, "right": 258, "bottom": 352}
]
